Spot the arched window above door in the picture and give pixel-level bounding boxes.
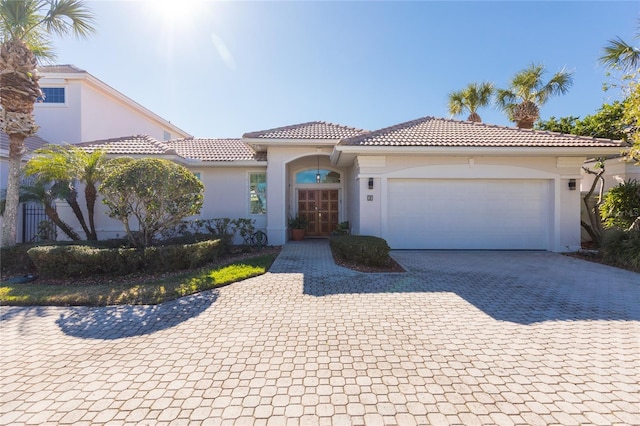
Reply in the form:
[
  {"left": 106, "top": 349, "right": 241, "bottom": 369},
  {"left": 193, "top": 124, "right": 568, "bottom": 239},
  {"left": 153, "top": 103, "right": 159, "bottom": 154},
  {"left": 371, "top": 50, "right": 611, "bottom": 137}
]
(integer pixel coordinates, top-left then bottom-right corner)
[{"left": 296, "top": 169, "right": 341, "bottom": 184}]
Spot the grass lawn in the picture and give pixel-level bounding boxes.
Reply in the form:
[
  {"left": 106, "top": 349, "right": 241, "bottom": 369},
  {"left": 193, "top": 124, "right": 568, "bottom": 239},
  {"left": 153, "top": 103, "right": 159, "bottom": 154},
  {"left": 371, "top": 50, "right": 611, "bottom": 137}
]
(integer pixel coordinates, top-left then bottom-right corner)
[{"left": 0, "top": 253, "right": 277, "bottom": 307}]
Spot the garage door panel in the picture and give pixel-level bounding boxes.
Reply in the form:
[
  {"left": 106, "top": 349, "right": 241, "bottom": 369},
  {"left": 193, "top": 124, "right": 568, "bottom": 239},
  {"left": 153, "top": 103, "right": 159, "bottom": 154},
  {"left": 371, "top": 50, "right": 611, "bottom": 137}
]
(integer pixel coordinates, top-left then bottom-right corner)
[{"left": 387, "top": 179, "right": 550, "bottom": 250}]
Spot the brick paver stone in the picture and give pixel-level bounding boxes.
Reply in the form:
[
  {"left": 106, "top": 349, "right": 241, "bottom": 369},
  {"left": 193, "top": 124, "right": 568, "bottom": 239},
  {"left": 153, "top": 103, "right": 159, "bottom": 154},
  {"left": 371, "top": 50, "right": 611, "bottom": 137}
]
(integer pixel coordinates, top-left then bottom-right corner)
[{"left": 1, "top": 240, "right": 639, "bottom": 424}]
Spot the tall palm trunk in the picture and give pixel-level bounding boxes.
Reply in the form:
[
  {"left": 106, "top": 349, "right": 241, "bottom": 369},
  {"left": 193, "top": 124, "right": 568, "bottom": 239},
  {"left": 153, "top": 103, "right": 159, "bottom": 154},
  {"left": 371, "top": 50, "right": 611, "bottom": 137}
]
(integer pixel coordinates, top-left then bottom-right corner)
[
  {"left": 85, "top": 184, "right": 98, "bottom": 240},
  {"left": 2, "top": 135, "right": 25, "bottom": 246},
  {"left": 65, "top": 190, "right": 92, "bottom": 239},
  {"left": 43, "top": 202, "right": 81, "bottom": 241},
  {"left": 0, "top": 39, "right": 41, "bottom": 247}
]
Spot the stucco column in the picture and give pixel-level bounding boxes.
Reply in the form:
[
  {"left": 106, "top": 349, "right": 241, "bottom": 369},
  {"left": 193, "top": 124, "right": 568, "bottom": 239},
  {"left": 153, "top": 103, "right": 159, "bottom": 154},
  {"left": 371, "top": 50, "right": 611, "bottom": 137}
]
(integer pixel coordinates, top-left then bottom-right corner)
[{"left": 266, "top": 156, "right": 287, "bottom": 245}]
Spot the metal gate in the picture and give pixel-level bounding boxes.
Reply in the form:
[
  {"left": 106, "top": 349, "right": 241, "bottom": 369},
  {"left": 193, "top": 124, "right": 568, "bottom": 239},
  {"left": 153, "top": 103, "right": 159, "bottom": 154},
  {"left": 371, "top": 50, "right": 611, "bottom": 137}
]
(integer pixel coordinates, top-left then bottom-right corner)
[{"left": 22, "top": 203, "right": 56, "bottom": 243}]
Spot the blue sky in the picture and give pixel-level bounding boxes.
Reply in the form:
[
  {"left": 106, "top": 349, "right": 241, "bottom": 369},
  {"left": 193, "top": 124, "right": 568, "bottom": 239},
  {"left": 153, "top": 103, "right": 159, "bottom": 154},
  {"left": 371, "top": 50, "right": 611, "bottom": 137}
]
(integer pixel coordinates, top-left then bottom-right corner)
[{"left": 51, "top": 1, "right": 639, "bottom": 138}]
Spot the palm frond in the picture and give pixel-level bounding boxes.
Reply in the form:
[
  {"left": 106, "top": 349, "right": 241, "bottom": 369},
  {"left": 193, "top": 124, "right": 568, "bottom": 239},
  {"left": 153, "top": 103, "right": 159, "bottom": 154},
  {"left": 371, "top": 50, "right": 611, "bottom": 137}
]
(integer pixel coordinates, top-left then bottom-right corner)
[
  {"left": 539, "top": 68, "right": 574, "bottom": 105},
  {"left": 1, "top": 0, "right": 94, "bottom": 58},
  {"left": 41, "top": 0, "right": 95, "bottom": 38},
  {"left": 600, "top": 36, "right": 640, "bottom": 72},
  {"left": 0, "top": 179, "right": 52, "bottom": 214},
  {"left": 495, "top": 88, "right": 517, "bottom": 112},
  {"left": 25, "top": 143, "right": 75, "bottom": 180},
  {"left": 509, "top": 63, "right": 544, "bottom": 102},
  {"left": 448, "top": 91, "right": 466, "bottom": 116},
  {"left": 0, "top": 0, "right": 40, "bottom": 41},
  {"left": 448, "top": 82, "right": 494, "bottom": 118},
  {"left": 464, "top": 81, "right": 493, "bottom": 112}
]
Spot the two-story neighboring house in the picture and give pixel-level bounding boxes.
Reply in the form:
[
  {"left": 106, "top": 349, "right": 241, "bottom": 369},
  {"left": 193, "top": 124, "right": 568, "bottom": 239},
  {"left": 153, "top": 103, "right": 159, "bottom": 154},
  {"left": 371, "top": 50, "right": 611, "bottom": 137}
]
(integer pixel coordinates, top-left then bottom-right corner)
[
  {"left": 1, "top": 64, "right": 191, "bottom": 244},
  {"left": 35, "top": 65, "right": 191, "bottom": 144}
]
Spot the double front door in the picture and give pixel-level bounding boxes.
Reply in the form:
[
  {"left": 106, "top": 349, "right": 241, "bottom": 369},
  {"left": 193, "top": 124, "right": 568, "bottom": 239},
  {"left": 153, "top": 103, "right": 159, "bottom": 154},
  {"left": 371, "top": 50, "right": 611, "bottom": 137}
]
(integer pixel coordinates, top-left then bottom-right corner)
[{"left": 297, "top": 189, "right": 339, "bottom": 237}]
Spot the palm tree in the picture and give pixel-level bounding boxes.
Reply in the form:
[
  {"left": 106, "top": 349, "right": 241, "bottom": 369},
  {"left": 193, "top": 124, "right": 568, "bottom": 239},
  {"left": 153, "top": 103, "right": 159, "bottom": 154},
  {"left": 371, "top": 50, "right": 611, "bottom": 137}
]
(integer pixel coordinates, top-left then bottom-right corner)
[
  {"left": 448, "top": 82, "right": 494, "bottom": 123},
  {"left": 496, "top": 64, "right": 574, "bottom": 129},
  {"left": 25, "top": 144, "right": 107, "bottom": 240},
  {"left": 1, "top": 177, "right": 81, "bottom": 241},
  {"left": 0, "top": 0, "right": 95, "bottom": 247},
  {"left": 599, "top": 23, "right": 640, "bottom": 73}
]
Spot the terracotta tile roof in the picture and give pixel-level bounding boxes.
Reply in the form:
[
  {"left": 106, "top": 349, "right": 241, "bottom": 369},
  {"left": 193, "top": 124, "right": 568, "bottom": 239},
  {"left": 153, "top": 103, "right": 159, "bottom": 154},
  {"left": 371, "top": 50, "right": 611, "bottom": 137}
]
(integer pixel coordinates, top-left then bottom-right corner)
[
  {"left": 76, "top": 135, "right": 265, "bottom": 162},
  {"left": 77, "top": 135, "right": 173, "bottom": 155},
  {"left": 38, "top": 64, "right": 86, "bottom": 74},
  {"left": 243, "top": 121, "right": 366, "bottom": 140},
  {"left": 166, "top": 138, "right": 266, "bottom": 162},
  {"left": 340, "top": 116, "right": 627, "bottom": 148},
  {"left": 0, "top": 132, "right": 51, "bottom": 152}
]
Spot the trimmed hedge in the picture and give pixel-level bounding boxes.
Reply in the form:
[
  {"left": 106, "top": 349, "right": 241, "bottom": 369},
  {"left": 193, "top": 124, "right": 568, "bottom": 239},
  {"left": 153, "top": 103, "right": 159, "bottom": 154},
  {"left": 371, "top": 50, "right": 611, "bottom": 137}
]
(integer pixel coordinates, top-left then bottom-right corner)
[
  {"left": 27, "top": 239, "right": 225, "bottom": 279},
  {"left": 601, "top": 229, "right": 640, "bottom": 272},
  {"left": 330, "top": 235, "right": 392, "bottom": 267},
  {"left": 1, "top": 244, "right": 37, "bottom": 276},
  {"left": 143, "top": 240, "right": 225, "bottom": 271}
]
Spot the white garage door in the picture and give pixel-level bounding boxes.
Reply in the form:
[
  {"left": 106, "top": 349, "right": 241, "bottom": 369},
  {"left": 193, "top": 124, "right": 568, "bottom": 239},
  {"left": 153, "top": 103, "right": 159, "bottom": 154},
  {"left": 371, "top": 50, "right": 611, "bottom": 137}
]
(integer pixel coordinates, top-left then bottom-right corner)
[{"left": 386, "top": 179, "right": 551, "bottom": 250}]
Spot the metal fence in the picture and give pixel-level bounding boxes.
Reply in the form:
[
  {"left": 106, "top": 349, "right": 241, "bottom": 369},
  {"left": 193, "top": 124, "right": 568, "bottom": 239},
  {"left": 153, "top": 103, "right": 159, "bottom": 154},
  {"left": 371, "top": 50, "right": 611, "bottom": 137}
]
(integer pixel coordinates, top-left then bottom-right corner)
[{"left": 22, "top": 203, "right": 56, "bottom": 243}]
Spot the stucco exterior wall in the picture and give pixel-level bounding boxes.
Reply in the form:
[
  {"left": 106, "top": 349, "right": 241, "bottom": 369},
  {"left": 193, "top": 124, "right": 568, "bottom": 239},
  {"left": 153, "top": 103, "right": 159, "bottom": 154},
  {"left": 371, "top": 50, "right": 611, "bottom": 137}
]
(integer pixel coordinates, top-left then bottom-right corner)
[
  {"left": 79, "top": 83, "right": 177, "bottom": 143},
  {"left": 355, "top": 157, "right": 383, "bottom": 237},
  {"left": 34, "top": 81, "right": 82, "bottom": 144},
  {"left": 352, "top": 155, "right": 584, "bottom": 252},
  {"left": 345, "top": 165, "right": 360, "bottom": 235},
  {"left": 197, "top": 167, "right": 268, "bottom": 235},
  {"left": 34, "top": 75, "right": 189, "bottom": 145},
  {"left": 581, "top": 158, "right": 640, "bottom": 193}
]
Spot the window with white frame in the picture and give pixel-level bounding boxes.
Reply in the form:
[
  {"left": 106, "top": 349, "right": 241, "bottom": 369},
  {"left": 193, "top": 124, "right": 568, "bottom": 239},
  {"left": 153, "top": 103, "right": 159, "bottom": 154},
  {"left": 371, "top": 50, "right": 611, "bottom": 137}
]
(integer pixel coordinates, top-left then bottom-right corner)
[
  {"left": 249, "top": 173, "right": 267, "bottom": 214},
  {"left": 38, "top": 87, "right": 66, "bottom": 104}
]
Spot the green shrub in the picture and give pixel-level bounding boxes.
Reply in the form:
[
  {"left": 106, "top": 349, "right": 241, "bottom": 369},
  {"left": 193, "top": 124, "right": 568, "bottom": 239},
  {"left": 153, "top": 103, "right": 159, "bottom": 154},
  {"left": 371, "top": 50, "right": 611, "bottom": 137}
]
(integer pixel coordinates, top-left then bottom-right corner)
[
  {"left": 600, "top": 229, "right": 640, "bottom": 271},
  {"left": 1, "top": 244, "right": 38, "bottom": 276},
  {"left": 27, "top": 245, "right": 142, "bottom": 278},
  {"left": 233, "top": 218, "right": 256, "bottom": 246},
  {"left": 600, "top": 179, "right": 640, "bottom": 229},
  {"left": 143, "top": 240, "right": 224, "bottom": 272},
  {"left": 160, "top": 218, "right": 245, "bottom": 249},
  {"left": 27, "top": 239, "right": 224, "bottom": 279},
  {"left": 330, "top": 235, "right": 392, "bottom": 267}
]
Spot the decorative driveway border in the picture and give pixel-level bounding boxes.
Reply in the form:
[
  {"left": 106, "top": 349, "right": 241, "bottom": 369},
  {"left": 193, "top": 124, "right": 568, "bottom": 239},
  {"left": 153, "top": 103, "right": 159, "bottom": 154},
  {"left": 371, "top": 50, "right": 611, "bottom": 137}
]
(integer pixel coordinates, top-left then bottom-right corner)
[{"left": 1, "top": 240, "right": 639, "bottom": 425}]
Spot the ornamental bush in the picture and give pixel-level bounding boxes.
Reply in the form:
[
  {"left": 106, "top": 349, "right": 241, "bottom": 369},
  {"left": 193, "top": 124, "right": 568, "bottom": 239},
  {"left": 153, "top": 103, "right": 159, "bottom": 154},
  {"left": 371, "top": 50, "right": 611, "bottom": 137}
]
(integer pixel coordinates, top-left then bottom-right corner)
[
  {"left": 600, "top": 179, "right": 640, "bottom": 230},
  {"left": 100, "top": 158, "right": 204, "bottom": 249},
  {"left": 330, "top": 235, "right": 392, "bottom": 267},
  {"left": 600, "top": 229, "right": 640, "bottom": 272}
]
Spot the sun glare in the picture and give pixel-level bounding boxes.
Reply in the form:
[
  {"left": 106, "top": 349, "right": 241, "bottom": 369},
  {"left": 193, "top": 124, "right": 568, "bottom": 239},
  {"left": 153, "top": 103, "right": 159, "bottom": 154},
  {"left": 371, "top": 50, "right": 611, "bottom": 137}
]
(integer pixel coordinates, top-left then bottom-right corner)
[{"left": 152, "top": 0, "right": 206, "bottom": 27}]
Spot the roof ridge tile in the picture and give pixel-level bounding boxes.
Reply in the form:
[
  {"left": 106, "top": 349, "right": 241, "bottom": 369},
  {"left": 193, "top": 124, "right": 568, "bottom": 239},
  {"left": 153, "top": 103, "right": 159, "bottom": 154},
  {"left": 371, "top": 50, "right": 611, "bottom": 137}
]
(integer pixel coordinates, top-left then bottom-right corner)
[{"left": 243, "top": 121, "right": 366, "bottom": 139}]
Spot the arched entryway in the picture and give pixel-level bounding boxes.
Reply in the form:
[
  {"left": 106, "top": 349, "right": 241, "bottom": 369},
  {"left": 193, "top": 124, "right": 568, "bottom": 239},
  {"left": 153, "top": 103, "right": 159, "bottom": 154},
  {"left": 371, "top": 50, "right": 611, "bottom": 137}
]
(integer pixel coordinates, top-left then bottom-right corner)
[{"left": 292, "top": 160, "right": 343, "bottom": 238}]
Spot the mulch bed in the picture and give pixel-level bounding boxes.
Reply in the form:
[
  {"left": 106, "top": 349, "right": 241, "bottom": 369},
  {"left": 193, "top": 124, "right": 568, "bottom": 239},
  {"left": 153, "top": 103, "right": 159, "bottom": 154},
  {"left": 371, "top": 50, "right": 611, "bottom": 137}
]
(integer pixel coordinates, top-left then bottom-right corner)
[
  {"left": 332, "top": 254, "right": 405, "bottom": 273},
  {"left": 563, "top": 245, "right": 639, "bottom": 273}
]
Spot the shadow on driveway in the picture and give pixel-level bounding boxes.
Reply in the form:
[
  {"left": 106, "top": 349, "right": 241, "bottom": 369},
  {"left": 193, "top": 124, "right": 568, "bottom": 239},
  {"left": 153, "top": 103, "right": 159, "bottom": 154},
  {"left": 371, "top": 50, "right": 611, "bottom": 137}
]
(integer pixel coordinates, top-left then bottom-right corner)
[
  {"left": 1, "top": 305, "right": 50, "bottom": 323},
  {"left": 56, "top": 290, "right": 218, "bottom": 339},
  {"left": 303, "top": 251, "right": 640, "bottom": 325}
]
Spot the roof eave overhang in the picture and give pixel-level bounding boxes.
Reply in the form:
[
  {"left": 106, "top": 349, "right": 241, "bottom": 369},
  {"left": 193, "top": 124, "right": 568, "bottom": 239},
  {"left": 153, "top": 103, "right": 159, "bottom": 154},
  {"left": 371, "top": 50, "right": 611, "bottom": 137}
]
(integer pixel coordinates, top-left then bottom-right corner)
[
  {"left": 331, "top": 145, "right": 627, "bottom": 166},
  {"left": 243, "top": 137, "right": 340, "bottom": 150},
  {"left": 102, "top": 153, "right": 266, "bottom": 168},
  {"left": 195, "top": 160, "right": 267, "bottom": 168},
  {"left": 0, "top": 149, "right": 45, "bottom": 161}
]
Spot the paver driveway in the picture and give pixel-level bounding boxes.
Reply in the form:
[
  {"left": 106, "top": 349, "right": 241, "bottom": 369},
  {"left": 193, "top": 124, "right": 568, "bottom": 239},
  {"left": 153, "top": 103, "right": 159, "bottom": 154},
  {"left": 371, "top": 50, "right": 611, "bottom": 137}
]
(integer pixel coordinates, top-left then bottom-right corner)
[{"left": 1, "top": 240, "right": 639, "bottom": 425}]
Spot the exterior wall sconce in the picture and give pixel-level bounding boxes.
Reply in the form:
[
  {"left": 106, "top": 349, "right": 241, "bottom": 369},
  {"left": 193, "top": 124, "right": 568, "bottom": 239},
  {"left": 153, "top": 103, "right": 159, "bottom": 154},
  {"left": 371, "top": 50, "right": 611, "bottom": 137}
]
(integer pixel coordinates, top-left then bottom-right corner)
[
  {"left": 568, "top": 179, "right": 576, "bottom": 190},
  {"left": 368, "top": 178, "right": 374, "bottom": 190}
]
